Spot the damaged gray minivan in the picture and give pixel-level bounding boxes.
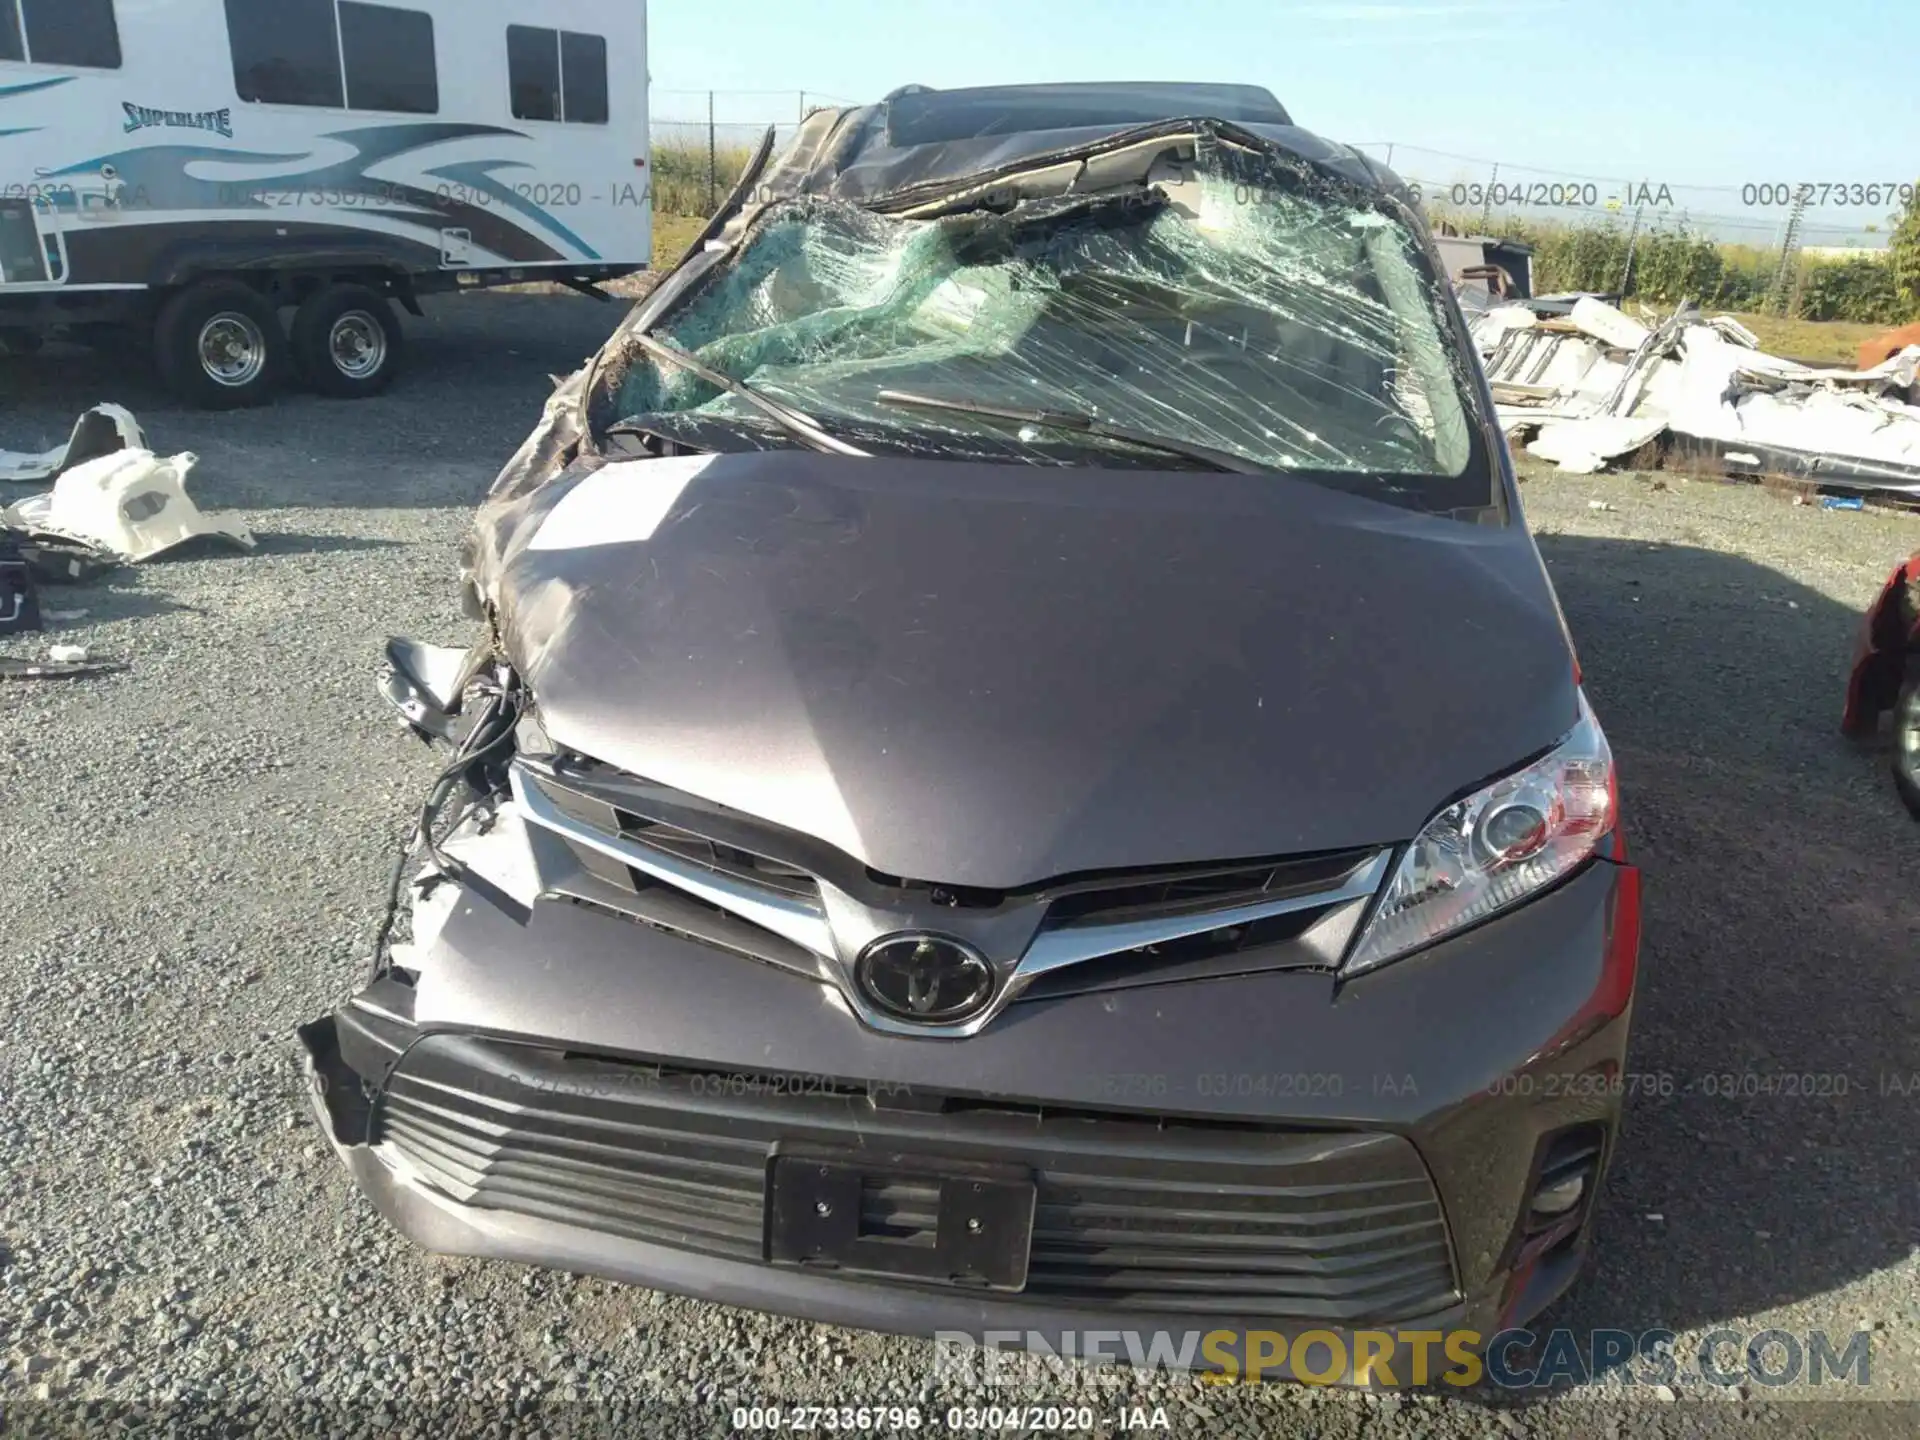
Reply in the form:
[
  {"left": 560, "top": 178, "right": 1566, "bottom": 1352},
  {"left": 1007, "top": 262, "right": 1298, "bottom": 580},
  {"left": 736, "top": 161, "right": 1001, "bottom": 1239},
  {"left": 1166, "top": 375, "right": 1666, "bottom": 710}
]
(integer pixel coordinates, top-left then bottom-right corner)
[{"left": 301, "top": 83, "right": 1642, "bottom": 1383}]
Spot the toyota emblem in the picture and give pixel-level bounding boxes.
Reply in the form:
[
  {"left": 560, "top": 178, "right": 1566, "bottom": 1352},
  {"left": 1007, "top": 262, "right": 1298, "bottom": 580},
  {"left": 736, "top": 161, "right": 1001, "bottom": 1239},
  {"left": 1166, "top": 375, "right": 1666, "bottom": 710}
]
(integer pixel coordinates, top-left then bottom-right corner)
[{"left": 854, "top": 933, "right": 996, "bottom": 1025}]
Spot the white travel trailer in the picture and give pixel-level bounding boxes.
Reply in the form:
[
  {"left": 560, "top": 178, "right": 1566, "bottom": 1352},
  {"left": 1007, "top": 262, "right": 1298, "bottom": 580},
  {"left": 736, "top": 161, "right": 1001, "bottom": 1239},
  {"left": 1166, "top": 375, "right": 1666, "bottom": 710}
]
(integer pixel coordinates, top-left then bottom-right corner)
[{"left": 0, "top": 0, "right": 650, "bottom": 405}]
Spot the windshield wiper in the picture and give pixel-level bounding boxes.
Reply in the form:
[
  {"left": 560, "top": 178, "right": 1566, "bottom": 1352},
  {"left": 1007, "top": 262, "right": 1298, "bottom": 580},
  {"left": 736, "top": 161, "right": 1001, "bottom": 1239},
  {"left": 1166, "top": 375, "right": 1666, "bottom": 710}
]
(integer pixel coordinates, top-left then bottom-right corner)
[
  {"left": 875, "top": 389, "right": 1270, "bottom": 474},
  {"left": 631, "top": 330, "right": 869, "bottom": 458}
]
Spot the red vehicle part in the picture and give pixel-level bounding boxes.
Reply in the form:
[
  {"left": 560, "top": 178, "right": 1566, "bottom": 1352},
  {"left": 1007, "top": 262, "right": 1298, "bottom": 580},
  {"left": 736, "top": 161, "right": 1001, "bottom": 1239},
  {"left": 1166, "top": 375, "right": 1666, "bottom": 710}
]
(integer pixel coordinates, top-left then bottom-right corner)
[{"left": 1841, "top": 549, "right": 1920, "bottom": 737}]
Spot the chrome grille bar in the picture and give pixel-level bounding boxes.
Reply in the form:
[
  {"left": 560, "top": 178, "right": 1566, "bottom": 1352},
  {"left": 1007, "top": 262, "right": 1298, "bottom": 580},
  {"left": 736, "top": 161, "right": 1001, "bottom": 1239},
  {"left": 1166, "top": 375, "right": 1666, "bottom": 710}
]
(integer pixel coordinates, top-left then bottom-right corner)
[
  {"left": 1019, "top": 852, "right": 1389, "bottom": 978},
  {"left": 511, "top": 764, "right": 838, "bottom": 960},
  {"left": 511, "top": 758, "right": 1391, "bottom": 1035}
]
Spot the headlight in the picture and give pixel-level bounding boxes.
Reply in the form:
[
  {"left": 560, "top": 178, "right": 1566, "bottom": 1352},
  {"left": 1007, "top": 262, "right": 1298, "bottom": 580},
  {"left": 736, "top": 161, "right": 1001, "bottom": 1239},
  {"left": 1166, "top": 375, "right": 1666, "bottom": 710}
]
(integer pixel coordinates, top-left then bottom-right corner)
[{"left": 1344, "top": 691, "right": 1616, "bottom": 976}]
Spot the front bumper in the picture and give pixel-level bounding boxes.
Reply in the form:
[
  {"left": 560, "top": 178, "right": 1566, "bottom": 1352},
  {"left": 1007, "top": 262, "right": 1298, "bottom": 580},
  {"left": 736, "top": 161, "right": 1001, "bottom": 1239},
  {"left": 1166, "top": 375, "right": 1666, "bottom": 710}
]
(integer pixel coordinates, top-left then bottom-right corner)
[{"left": 300, "top": 854, "right": 1640, "bottom": 1384}]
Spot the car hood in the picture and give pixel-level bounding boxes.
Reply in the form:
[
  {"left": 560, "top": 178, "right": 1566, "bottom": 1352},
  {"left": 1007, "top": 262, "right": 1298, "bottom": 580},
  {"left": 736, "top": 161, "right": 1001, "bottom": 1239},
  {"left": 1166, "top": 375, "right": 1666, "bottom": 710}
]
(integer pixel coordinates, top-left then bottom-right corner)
[{"left": 481, "top": 449, "right": 1576, "bottom": 890}]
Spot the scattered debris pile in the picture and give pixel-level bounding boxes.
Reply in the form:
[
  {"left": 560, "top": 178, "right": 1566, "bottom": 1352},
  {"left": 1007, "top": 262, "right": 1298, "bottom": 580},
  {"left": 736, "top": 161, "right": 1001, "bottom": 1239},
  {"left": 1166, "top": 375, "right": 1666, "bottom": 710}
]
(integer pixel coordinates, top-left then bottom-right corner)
[
  {"left": 1, "top": 405, "right": 253, "bottom": 679},
  {"left": 1474, "top": 297, "right": 1920, "bottom": 492},
  {"left": 1, "top": 405, "right": 254, "bottom": 587}
]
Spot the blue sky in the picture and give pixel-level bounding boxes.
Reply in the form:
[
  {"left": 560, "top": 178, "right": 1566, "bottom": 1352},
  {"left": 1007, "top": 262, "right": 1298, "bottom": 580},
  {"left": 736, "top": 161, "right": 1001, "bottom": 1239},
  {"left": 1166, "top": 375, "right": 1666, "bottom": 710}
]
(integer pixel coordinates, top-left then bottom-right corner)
[{"left": 649, "top": 0, "right": 1920, "bottom": 244}]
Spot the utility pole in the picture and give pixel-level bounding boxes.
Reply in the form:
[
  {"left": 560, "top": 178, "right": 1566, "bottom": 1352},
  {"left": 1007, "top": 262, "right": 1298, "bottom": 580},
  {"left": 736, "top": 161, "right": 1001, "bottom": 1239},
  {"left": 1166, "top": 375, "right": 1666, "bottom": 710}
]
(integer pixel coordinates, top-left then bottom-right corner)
[
  {"left": 1479, "top": 163, "right": 1498, "bottom": 233},
  {"left": 1619, "top": 206, "right": 1644, "bottom": 296},
  {"left": 1765, "top": 188, "right": 1808, "bottom": 316},
  {"left": 707, "top": 90, "right": 717, "bottom": 214}
]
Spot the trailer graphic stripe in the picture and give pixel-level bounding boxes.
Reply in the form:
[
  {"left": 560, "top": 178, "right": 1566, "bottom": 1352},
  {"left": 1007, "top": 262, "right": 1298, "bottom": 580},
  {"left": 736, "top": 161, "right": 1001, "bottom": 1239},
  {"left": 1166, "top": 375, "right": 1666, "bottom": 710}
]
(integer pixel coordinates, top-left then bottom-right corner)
[
  {"left": 423, "top": 158, "right": 599, "bottom": 260},
  {"left": 39, "top": 123, "right": 588, "bottom": 263},
  {"left": 0, "top": 77, "right": 76, "bottom": 100},
  {"left": 57, "top": 218, "right": 447, "bottom": 285}
]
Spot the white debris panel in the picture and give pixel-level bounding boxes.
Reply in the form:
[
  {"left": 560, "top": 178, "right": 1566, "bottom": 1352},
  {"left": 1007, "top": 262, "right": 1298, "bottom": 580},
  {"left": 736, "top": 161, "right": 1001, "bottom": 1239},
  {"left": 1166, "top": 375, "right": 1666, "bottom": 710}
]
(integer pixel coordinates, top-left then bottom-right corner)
[
  {"left": 0, "top": 404, "right": 147, "bottom": 484},
  {"left": 3, "top": 449, "right": 254, "bottom": 564},
  {"left": 1473, "top": 298, "right": 1920, "bottom": 492}
]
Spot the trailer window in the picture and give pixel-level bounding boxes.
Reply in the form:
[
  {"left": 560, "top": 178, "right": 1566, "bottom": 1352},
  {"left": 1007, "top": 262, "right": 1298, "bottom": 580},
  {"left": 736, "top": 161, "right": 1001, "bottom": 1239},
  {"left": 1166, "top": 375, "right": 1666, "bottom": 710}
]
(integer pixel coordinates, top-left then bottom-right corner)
[
  {"left": 226, "top": 0, "right": 345, "bottom": 107},
  {"left": 340, "top": 3, "right": 438, "bottom": 115},
  {"left": 506, "top": 26, "right": 560, "bottom": 122},
  {"left": 507, "top": 25, "right": 608, "bottom": 125},
  {"left": 8, "top": 0, "right": 123, "bottom": 68},
  {"left": 560, "top": 32, "right": 608, "bottom": 124},
  {"left": 225, "top": 0, "right": 438, "bottom": 113}
]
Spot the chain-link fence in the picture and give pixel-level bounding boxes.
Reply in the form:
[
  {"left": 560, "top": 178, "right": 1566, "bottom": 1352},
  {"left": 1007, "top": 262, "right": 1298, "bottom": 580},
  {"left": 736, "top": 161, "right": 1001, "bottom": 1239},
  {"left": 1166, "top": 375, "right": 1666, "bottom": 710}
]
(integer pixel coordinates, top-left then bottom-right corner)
[
  {"left": 643, "top": 109, "right": 1898, "bottom": 245},
  {"left": 650, "top": 89, "right": 860, "bottom": 215},
  {"left": 1350, "top": 142, "right": 1913, "bottom": 319},
  {"left": 1349, "top": 142, "right": 1895, "bottom": 250}
]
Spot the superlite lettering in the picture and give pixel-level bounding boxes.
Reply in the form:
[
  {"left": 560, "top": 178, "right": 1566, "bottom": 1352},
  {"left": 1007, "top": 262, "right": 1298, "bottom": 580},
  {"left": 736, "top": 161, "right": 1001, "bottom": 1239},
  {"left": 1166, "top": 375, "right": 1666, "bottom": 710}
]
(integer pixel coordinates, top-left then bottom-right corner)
[{"left": 122, "top": 102, "right": 233, "bottom": 139}]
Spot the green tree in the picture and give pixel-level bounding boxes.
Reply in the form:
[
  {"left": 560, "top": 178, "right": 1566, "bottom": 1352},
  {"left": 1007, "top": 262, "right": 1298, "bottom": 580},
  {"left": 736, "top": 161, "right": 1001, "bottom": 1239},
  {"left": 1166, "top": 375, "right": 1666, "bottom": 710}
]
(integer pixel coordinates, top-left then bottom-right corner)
[
  {"left": 1891, "top": 180, "right": 1920, "bottom": 315},
  {"left": 1799, "top": 256, "right": 1902, "bottom": 323}
]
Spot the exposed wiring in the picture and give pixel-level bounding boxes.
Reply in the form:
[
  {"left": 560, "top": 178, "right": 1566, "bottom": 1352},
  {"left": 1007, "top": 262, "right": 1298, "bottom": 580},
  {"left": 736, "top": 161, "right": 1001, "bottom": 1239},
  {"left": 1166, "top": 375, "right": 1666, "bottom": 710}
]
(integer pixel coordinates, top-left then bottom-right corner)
[{"left": 369, "top": 671, "right": 524, "bottom": 980}]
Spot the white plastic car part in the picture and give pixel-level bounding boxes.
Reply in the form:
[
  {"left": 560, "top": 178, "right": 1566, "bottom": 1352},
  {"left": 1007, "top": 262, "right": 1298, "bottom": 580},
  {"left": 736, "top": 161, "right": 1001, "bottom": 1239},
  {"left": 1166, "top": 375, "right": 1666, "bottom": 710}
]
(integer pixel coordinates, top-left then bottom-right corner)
[
  {"left": 0, "top": 404, "right": 147, "bottom": 484},
  {"left": 4, "top": 448, "right": 253, "bottom": 563}
]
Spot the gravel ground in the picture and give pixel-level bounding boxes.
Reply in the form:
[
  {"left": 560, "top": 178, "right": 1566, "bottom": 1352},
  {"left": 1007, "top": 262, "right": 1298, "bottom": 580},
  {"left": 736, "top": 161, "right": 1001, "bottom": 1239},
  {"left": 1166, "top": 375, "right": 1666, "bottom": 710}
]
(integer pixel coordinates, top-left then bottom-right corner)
[{"left": 5, "top": 295, "right": 1920, "bottom": 1438}]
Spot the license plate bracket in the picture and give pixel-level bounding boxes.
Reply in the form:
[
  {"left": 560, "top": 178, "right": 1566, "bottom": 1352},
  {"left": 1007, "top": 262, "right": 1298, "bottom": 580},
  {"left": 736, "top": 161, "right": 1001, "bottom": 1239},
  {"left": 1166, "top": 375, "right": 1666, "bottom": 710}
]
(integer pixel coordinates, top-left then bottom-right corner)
[{"left": 765, "top": 1146, "right": 1036, "bottom": 1291}]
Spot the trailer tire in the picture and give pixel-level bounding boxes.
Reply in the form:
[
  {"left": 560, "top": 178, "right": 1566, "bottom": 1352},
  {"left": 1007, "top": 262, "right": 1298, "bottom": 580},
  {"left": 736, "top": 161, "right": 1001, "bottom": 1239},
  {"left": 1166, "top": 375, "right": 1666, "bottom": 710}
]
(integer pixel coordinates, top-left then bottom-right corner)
[
  {"left": 154, "top": 281, "right": 285, "bottom": 409},
  {"left": 292, "top": 285, "right": 403, "bottom": 398}
]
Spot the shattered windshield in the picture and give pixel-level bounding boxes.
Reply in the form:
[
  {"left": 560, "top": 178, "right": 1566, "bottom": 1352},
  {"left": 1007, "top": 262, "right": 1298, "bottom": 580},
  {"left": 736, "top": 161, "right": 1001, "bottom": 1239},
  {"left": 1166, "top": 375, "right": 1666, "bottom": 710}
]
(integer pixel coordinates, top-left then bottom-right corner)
[{"left": 612, "top": 142, "right": 1485, "bottom": 506}]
